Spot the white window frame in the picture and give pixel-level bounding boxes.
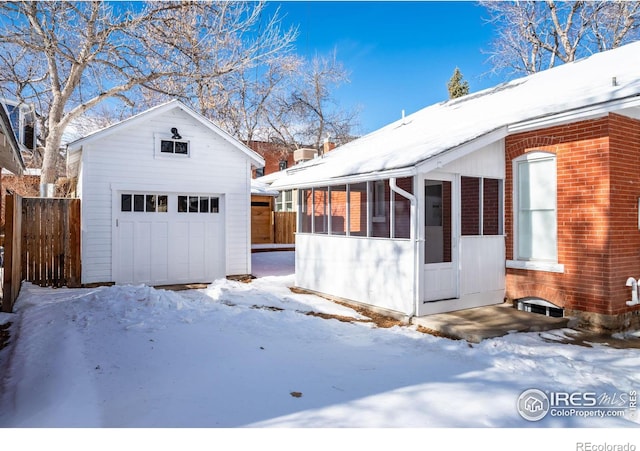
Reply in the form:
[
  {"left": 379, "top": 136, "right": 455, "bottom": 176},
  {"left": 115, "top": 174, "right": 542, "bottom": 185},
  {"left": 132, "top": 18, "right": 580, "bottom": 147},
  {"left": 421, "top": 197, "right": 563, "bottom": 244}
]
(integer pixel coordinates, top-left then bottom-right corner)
[
  {"left": 154, "top": 134, "right": 191, "bottom": 158},
  {"left": 507, "top": 151, "right": 564, "bottom": 273},
  {"left": 372, "top": 180, "right": 386, "bottom": 223},
  {"left": 460, "top": 176, "right": 504, "bottom": 236},
  {"left": 120, "top": 193, "right": 169, "bottom": 213},
  {"left": 275, "top": 189, "right": 295, "bottom": 212}
]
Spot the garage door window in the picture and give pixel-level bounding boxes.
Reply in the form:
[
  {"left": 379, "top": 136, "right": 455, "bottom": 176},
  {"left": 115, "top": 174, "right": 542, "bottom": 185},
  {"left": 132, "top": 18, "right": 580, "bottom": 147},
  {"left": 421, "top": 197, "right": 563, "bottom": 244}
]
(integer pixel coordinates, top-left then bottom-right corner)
[
  {"left": 178, "top": 196, "right": 220, "bottom": 213},
  {"left": 121, "top": 194, "right": 168, "bottom": 213}
]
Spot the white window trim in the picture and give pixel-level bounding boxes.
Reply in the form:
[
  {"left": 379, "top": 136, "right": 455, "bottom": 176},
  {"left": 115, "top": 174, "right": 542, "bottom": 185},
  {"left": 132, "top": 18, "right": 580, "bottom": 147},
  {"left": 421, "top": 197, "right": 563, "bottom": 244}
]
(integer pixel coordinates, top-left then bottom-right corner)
[
  {"left": 506, "top": 260, "right": 565, "bottom": 273},
  {"left": 512, "top": 151, "right": 559, "bottom": 270},
  {"left": 154, "top": 133, "right": 191, "bottom": 158}
]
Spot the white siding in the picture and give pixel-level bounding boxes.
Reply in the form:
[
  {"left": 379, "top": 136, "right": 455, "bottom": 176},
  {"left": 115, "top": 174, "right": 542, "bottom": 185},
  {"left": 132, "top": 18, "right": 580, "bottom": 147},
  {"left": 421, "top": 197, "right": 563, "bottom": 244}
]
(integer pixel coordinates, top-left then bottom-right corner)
[
  {"left": 296, "top": 234, "right": 415, "bottom": 315},
  {"left": 417, "top": 141, "right": 506, "bottom": 315},
  {"left": 441, "top": 140, "right": 505, "bottom": 178},
  {"left": 460, "top": 236, "right": 505, "bottom": 296},
  {"left": 80, "top": 108, "right": 252, "bottom": 284}
]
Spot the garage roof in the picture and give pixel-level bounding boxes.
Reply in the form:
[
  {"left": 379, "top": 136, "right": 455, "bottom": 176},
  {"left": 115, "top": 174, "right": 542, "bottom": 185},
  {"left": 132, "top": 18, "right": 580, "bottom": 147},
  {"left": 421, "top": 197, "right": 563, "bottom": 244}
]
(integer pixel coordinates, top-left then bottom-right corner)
[{"left": 67, "top": 100, "right": 265, "bottom": 168}]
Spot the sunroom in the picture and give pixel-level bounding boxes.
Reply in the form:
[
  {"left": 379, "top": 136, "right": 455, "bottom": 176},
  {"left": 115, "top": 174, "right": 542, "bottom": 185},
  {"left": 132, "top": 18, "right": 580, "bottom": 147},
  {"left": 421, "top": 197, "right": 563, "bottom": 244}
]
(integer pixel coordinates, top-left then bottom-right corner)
[{"left": 288, "top": 137, "right": 507, "bottom": 318}]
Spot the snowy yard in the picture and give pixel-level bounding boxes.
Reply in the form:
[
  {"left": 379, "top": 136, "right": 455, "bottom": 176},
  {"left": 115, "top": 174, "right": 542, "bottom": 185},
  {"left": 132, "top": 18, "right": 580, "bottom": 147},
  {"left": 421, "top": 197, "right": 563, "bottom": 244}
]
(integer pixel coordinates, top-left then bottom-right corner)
[{"left": 1, "top": 251, "right": 639, "bottom": 442}]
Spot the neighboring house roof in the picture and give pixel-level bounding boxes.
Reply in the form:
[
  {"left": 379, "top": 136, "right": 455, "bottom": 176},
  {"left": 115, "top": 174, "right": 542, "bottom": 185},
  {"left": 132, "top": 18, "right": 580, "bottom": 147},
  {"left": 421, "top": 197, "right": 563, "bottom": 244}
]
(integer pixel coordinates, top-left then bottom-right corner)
[
  {"left": 66, "top": 99, "right": 265, "bottom": 168},
  {"left": 271, "top": 40, "right": 640, "bottom": 189},
  {"left": 0, "top": 103, "right": 26, "bottom": 175}
]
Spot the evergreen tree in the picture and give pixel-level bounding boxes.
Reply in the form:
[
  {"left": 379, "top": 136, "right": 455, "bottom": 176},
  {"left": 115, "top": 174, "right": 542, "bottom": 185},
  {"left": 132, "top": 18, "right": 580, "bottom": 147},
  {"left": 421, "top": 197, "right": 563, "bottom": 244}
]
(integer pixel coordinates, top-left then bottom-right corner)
[{"left": 447, "top": 67, "right": 470, "bottom": 99}]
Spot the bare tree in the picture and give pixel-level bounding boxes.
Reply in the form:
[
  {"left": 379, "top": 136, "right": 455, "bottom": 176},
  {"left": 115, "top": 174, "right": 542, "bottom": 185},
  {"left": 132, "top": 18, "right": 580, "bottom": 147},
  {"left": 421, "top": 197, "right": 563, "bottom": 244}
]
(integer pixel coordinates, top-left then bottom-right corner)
[
  {"left": 216, "top": 54, "right": 302, "bottom": 145},
  {"left": 482, "top": 1, "right": 640, "bottom": 76},
  {"left": 0, "top": 1, "right": 296, "bottom": 195},
  {"left": 267, "top": 52, "right": 359, "bottom": 151}
]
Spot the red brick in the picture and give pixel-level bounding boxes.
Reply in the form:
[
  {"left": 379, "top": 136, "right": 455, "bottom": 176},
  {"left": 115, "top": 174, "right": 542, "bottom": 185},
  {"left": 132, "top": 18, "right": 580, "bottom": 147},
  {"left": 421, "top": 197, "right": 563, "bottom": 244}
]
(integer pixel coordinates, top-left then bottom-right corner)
[{"left": 505, "top": 114, "right": 640, "bottom": 316}]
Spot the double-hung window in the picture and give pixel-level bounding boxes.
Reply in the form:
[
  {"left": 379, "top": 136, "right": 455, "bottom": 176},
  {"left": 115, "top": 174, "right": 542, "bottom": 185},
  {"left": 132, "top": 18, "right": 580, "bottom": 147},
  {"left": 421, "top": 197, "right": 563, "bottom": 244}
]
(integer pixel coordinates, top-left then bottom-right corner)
[{"left": 511, "top": 152, "right": 560, "bottom": 270}]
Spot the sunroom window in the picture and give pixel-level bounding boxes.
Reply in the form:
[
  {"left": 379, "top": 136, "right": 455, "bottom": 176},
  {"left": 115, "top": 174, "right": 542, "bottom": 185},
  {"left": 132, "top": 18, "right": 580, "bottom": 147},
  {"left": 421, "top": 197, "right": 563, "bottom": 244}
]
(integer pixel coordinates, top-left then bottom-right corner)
[
  {"left": 461, "top": 176, "right": 503, "bottom": 236},
  {"left": 349, "top": 182, "right": 368, "bottom": 237},
  {"left": 298, "top": 178, "right": 413, "bottom": 240}
]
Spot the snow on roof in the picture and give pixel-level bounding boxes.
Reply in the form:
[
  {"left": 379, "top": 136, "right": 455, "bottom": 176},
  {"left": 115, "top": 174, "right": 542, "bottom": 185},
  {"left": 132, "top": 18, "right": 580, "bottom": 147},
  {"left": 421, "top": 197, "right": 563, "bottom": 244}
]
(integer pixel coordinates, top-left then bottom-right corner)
[
  {"left": 271, "top": 41, "right": 640, "bottom": 189},
  {"left": 251, "top": 179, "right": 280, "bottom": 196}
]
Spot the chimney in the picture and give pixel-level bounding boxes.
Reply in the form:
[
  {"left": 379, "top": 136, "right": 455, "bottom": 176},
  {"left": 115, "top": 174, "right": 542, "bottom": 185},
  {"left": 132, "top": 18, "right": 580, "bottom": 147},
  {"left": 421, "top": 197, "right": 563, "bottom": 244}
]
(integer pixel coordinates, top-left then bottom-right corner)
[{"left": 323, "top": 138, "right": 336, "bottom": 155}]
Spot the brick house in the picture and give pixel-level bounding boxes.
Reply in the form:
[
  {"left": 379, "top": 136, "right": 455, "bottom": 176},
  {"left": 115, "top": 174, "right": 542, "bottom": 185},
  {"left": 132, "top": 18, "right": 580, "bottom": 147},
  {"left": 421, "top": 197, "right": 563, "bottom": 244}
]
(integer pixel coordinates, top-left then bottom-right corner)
[
  {"left": 267, "top": 41, "right": 640, "bottom": 331},
  {"left": 248, "top": 140, "right": 337, "bottom": 179},
  {"left": 505, "top": 114, "right": 640, "bottom": 330},
  {"left": 248, "top": 141, "right": 294, "bottom": 179}
]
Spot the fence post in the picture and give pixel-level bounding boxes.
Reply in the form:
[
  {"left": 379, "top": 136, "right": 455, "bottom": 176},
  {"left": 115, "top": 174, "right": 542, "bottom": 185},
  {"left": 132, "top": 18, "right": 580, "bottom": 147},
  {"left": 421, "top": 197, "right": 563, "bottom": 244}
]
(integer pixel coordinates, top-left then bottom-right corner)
[
  {"left": 2, "top": 193, "right": 23, "bottom": 313},
  {"left": 68, "top": 199, "right": 82, "bottom": 287}
]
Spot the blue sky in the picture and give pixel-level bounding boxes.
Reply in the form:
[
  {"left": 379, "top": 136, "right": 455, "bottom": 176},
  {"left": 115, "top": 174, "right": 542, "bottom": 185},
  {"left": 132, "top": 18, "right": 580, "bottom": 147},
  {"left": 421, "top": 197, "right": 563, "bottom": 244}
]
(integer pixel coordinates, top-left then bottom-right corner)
[{"left": 269, "top": 1, "right": 503, "bottom": 135}]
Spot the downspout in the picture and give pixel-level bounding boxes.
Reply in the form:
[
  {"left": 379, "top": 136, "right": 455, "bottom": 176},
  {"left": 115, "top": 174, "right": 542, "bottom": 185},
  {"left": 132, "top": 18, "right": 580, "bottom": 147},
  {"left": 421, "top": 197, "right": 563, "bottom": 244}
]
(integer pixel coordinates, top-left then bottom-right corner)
[{"left": 389, "top": 177, "right": 418, "bottom": 320}]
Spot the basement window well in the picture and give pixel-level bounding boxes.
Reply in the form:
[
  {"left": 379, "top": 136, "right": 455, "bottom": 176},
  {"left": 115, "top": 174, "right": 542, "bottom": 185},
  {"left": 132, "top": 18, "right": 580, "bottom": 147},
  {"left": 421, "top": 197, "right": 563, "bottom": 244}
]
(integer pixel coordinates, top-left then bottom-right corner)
[{"left": 516, "top": 297, "right": 564, "bottom": 318}]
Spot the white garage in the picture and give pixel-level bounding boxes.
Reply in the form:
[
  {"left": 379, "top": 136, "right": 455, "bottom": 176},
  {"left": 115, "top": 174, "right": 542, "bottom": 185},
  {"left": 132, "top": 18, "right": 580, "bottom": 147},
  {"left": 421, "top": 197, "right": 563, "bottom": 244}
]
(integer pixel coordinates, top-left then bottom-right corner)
[{"left": 67, "top": 100, "right": 264, "bottom": 286}]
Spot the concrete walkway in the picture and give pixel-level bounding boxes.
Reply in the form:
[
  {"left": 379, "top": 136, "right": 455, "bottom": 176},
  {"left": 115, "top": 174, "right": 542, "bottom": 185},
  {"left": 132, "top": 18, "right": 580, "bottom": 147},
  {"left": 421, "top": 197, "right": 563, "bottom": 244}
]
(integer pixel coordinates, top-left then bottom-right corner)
[{"left": 411, "top": 303, "right": 570, "bottom": 343}]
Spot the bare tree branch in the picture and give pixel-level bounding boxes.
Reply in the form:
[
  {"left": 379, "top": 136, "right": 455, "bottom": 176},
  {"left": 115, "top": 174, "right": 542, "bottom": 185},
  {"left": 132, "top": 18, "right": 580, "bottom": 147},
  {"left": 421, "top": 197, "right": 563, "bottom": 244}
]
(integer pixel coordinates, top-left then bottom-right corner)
[
  {"left": 481, "top": 1, "right": 640, "bottom": 77},
  {"left": 0, "top": 1, "right": 297, "bottom": 192}
]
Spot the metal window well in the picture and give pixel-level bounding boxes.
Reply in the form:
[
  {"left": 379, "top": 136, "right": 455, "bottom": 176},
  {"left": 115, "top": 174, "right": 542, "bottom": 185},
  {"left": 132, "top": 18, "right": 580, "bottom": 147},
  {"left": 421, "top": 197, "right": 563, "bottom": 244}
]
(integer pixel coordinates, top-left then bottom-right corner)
[{"left": 517, "top": 297, "right": 564, "bottom": 318}]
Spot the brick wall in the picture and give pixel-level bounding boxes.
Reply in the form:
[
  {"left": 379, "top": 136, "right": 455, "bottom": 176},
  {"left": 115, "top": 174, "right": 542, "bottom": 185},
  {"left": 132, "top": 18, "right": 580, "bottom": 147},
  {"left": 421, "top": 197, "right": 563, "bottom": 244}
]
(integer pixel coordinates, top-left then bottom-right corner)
[
  {"left": 247, "top": 141, "right": 294, "bottom": 177},
  {"left": 505, "top": 114, "right": 640, "bottom": 321},
  {"left": 608, "top": 114, "right": 640, "bottom": 315},
  {"left": 461, "top": 176, "right": 480, "bottom": 235}
]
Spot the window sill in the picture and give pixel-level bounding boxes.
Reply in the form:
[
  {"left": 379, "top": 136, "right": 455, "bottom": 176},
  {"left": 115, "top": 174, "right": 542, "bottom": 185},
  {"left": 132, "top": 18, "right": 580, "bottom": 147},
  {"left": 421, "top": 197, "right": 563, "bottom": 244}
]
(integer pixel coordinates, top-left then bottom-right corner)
[
  {"left": 506, "top": 260, "right": 565, "bottom": 273},
  {"left": 154, "top": 153, "right": 190, "bottom": 160}
]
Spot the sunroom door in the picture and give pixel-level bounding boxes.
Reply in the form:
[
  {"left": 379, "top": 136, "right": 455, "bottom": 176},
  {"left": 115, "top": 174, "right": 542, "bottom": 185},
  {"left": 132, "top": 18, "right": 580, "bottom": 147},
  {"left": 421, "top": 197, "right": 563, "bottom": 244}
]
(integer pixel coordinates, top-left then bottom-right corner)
[{"left": 423, "top": 178, "right": 458, "bottom": 301}]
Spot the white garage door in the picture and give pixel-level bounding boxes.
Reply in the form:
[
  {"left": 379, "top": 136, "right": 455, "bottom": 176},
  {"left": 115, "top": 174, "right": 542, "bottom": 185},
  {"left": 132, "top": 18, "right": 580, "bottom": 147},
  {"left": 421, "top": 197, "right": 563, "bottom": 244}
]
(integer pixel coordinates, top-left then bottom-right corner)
[{"left": 114, "top": 192, "right": 224, "bottom": 286}]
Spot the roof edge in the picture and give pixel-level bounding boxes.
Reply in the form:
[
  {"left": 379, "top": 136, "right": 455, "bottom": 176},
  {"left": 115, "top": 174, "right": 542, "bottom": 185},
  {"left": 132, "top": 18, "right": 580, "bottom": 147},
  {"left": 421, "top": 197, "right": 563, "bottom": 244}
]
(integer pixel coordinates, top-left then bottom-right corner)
[
  {"left": 0, "top": 103, "right": 26, "bottom": 175},
  {"left": 66, "top": 100, "right": 264, "bottom": 167}
]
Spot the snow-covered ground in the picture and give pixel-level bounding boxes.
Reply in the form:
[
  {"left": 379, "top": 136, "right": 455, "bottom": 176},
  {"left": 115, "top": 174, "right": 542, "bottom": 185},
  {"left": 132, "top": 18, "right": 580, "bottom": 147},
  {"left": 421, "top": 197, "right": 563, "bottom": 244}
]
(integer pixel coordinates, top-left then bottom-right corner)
[{"left": 1, "top": 251, "right": 639, "bottom": 447}]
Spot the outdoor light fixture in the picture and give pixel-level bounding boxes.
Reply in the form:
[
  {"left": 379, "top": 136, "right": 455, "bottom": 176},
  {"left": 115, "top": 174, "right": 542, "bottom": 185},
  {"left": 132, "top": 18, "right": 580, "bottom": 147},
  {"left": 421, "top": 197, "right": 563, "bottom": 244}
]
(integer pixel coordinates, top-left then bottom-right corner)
[{"left": 171, "top": 127, "right": 182, "bottom": 140}]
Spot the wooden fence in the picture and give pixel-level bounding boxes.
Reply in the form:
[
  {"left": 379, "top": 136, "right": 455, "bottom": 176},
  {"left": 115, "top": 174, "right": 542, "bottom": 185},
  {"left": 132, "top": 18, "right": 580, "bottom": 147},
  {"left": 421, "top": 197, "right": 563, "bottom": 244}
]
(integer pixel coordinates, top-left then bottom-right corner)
[
  {"left": 251, "top": 194, "right": 296, "bottom": 245},
  {"left": 251, "top": 195, "right": 275, "bottom": 244},
  {"left": 2, "top": 194, "right": 81, "bottom": 312},
  {"left": 274, "top": 212, "right": 296, "bottom": 244}
]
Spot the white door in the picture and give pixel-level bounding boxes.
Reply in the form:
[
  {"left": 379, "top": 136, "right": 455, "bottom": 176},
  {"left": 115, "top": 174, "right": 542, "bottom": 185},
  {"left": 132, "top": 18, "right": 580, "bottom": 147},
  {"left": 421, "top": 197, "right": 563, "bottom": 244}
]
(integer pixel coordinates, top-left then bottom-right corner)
[
  {"left": 423, "top": 178, "right": 458, "bottom": 301},
  {"left": 114, "top": 192, "right": 224, "bottom": 285}
]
